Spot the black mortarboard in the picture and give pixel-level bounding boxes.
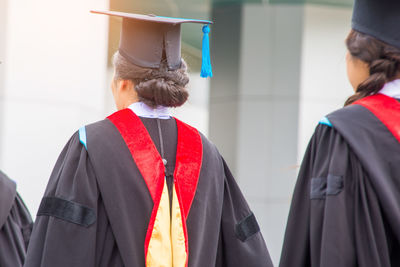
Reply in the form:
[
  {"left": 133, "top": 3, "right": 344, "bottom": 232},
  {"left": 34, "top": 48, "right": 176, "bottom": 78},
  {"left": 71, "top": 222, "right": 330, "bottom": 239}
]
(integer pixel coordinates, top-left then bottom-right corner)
[
  {"left": 91, "top": 10, "right": 214, "bottom": 78},
  {"left": 352, "top": 0, "right": 400, "bottom": 49}
]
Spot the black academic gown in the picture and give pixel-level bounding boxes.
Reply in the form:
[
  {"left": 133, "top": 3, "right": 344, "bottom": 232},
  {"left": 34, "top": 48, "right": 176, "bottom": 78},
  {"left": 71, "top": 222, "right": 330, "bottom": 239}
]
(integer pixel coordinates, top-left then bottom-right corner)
[
  {"left": 25, "top": 109, "right": 273, "bottom": 267},
  {"left": 0, "top": 171, "right": 33, "bottom": 267},
  {"left": 280, "top": 94, "right": 400, "bottom": 267}
]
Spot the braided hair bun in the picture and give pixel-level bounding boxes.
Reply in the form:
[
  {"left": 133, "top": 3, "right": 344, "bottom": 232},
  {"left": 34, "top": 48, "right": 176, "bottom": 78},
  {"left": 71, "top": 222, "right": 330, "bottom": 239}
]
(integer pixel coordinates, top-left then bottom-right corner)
[{"left": 113, "top": 51, "right": 190, "bottom": 108}]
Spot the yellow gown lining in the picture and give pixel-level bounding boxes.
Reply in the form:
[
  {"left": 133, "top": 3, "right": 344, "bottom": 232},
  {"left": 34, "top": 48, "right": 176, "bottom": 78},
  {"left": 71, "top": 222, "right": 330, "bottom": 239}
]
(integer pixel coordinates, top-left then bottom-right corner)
[{"left": 146, "top": 179, "right": 187, "bottom": 267}]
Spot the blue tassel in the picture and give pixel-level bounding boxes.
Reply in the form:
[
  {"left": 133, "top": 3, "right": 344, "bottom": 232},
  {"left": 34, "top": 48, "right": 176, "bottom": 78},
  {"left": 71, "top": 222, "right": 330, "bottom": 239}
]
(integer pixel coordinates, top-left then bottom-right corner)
[{"left": 200, "top": 25, "right": 213, "bottom": 78}]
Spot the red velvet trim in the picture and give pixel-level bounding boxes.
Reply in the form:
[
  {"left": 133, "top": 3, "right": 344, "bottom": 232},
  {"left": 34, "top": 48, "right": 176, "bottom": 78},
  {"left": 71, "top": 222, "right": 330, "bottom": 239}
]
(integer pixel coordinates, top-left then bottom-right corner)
[
  {"left": 173, "top": 118, "right": 203, "bottom": 266},
  {"left": 355, "top": 94, "right": 400, "bottom": 143},
  {"left": 107, "top": 109, "right": 165, "bottom": 263},
  {"left": 174, "top": 118, "right": 203, "bottom": 219}
]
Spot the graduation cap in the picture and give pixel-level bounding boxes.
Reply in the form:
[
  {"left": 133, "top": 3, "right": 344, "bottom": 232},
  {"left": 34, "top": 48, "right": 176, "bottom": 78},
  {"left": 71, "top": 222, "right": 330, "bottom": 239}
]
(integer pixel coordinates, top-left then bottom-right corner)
[
  {"left": 91, "top": 10, "right": 214, "bottom": 78},
  {"left": 352, "top": 0, "right": 400, "bottom": 49}
]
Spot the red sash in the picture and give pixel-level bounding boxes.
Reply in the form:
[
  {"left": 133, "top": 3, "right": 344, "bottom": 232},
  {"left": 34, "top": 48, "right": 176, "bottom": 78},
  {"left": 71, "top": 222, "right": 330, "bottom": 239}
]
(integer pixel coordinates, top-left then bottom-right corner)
[{"left": 355, "top": 93, "right": 400, "bottom": 143}]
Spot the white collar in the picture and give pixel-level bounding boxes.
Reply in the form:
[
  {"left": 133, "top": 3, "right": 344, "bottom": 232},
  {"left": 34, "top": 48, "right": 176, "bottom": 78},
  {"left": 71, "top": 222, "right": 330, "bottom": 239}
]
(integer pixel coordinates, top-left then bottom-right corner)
[
  {"left": 379, "top": 79, "right": 400, "bottom": 99},
  {"left": 128, "top": 102, "right": 171, "bottom": 119}
]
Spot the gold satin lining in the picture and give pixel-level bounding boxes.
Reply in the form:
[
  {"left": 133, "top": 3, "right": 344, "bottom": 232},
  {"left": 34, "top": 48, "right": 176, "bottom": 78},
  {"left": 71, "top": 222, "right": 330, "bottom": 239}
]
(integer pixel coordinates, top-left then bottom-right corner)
[
  {"left": 171, "top": 186, "right": 187, "bottom": 267},
  {"left": 146, "top": 180, "right": 173, "bottom": 267},
  {"left": 146, "top": 180, "right": 187, "bottom": 267}
]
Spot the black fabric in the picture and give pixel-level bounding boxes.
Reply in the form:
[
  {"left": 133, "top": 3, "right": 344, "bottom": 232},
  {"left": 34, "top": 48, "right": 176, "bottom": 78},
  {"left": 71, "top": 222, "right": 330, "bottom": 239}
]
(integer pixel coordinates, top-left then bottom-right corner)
[
  {"left": 0, "top": 171, "right": 33, "bottom": 267},
  {"left": 38, "top": 196, "right": 96, "bottom": 227},
  {"left": 25, "top": 132, "right": 120, "bottom": 267},
  {"left": 235, "top": 213, "right": 260, "bottom": 242},
  {"left": 352, "top": 0, "right": 400, "bottom": 49},
  {"left": 140, "top": 117, "right": 177, "bottom": 179},
  {"left": 326, "top": 174, "right": 343, "bottom": 196},
  {"left": 310, "top": 177, "right": 326, "bottom": 200},
  {"left": 119, "top": 15, "right": 183, "bottom": 70},
  {"left": 280, "top": 104, "right": 400, "bottom": 267},
  {"left": 0, "top": 170, "right": 17, "bottom": 227},
  {"left": 310, "top": 175, "right": 343, "bottom": 200},
  {"left": 25, "top": 117, "right": 273, "bottom": 267},
  {"left": 141, "top": 117, "right": 177, "bottom": 211}
]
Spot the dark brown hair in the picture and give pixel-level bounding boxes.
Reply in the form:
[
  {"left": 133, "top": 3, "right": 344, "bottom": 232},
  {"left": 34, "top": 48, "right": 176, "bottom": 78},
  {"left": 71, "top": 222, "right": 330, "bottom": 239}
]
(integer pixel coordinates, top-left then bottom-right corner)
[
  {"left": 345, "top": 30, "right": 400, "bottom": 106},
  {"left": 113, "top": 51, "right": 190, "bottom": 108}
]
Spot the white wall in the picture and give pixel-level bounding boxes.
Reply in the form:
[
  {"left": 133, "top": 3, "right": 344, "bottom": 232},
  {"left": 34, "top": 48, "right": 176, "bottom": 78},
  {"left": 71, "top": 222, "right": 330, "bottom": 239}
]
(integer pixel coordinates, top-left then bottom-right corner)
[
  {"left": 0, "top": 0, "right": 8, "bottom": 166},
  {"left": 298, "top": 5, "right": 353, "bottom": 160},
  {"left": 237, "top": 4, "right": 304, "bottom": 265},
  {"left": 0, "top": 0, "right": 109, "bottom": 214}
]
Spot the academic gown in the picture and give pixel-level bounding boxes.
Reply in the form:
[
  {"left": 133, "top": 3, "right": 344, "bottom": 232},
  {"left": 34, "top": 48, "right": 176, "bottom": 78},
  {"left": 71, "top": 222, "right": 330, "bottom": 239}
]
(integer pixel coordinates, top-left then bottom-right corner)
[
  {"left": 0, "top": 171, "right": 33, "bottom": 267},
  {"left": 280, "top": 94, "right": 400, "bottom": 267},
  {"left": 25, "top": 108, "right": 273, "bottom": 267}
]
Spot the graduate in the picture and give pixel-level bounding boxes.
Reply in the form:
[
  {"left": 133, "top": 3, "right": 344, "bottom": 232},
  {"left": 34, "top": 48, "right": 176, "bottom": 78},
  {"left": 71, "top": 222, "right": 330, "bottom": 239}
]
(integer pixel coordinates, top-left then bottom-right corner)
[
  {"left": 24, "top": 11, "right": 273, "bottom": 267},
  {"left": 280, "top": 0, "right": 400, "bottom": 266},
  {"left": 0, "top": 170, "right": 33, "bottom": 267}
]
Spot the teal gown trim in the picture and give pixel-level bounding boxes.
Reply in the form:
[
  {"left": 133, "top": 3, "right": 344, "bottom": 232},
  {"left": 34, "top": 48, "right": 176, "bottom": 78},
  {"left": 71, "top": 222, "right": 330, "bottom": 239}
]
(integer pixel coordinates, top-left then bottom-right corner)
[
  {"left": 79, "top": 126, "right": 88, "bottom": 150},
  {"left": 319, "top": 116, "right": 333, "bottom": 127}
]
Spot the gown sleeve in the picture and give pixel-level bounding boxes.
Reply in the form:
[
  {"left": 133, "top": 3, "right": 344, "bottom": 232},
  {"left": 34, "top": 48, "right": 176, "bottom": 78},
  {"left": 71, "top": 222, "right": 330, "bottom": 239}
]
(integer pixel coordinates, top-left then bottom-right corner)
[
  {"left": 279, "top": 124, "right": 391, "bottom": 267},
  {"left": 24, "top": 132, "right": 100, "bottom": 267},
  {"left": 0, "top": 193, "right": 33, "bottom": 267},
  {"left": 216, "top": 158, "right": 274, "bottom": 267}
]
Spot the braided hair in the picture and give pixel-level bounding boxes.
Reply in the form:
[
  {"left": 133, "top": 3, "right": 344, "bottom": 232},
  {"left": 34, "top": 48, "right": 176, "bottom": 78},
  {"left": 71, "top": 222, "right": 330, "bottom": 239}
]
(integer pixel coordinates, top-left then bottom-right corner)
[
  {"left": 345, "top": 30, "right": 400, "bottom": 106},
  {"left": 112, "top": 51, "right": 190, "bottom": 108}
]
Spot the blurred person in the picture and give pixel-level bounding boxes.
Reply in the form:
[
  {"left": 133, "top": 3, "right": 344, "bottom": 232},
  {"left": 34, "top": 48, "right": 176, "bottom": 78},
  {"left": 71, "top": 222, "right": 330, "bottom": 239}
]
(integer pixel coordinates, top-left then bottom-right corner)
[
  {"left": 24, "top": 11, "right": 273, "bottom": 267},
  {"left": 0, "top": 170, "right": 33, "bottom": 267},
  {"left": 280, "top": 0, "right": 400, "bottom": 266}
]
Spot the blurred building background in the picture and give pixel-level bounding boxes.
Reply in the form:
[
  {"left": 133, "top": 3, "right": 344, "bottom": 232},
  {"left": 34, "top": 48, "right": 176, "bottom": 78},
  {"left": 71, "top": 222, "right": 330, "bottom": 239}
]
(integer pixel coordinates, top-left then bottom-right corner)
[{"left": 0, "top": 0, "right": 353, "bottom": 264}]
